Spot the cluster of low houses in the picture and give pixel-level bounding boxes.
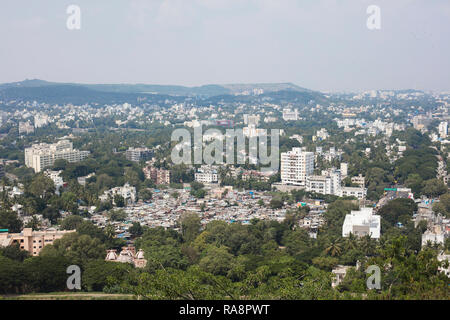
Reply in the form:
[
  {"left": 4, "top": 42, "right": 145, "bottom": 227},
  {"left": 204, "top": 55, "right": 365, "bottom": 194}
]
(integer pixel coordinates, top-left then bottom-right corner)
[{"left": 89, "top": 186, "right": 328, "bottom": 240}]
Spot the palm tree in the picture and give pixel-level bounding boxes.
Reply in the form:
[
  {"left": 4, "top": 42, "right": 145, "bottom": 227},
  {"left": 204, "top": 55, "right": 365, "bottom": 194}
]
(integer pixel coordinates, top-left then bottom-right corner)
[
  {"left": 344, "top": 233, "right": 358, "bottom": 251},
  {"left": 359, "top": 235, "right": 376, "bottom": 256},
  {"left": 324, "top": 238, "right": 343, "bottom": 257}
]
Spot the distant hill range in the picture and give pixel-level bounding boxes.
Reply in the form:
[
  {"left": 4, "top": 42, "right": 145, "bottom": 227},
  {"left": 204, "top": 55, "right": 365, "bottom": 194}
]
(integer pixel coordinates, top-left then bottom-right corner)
[{"left": 0, "top": 79, "right": 314, "bottom": 98}]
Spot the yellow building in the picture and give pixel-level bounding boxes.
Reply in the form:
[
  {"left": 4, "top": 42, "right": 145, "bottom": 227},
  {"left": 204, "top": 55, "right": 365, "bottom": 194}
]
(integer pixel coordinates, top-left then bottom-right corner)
[{"left": 0, "top": 228, "right": 76, "bottom": 256}]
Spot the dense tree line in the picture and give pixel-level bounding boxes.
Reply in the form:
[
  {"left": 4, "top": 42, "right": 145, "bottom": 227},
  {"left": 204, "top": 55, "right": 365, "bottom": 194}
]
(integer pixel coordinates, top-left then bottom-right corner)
[{"left": 1, "top": 198, "right": 448, "bottom": 299}]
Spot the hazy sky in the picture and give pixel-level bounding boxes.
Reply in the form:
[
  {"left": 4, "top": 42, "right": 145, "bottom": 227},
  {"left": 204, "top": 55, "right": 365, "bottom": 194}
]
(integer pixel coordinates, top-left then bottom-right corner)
[{"left": 0, "top": 0, "right": 449, "bottom": 92}]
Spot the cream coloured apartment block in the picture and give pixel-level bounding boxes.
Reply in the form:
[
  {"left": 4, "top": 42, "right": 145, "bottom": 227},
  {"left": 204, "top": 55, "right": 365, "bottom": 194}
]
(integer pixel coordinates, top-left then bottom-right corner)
[
  {"left": 25, "top": 140, "right": 90, "bottom": 172},
  {"left": 0, "top": 228, "right": 76, "bottom": 256}
]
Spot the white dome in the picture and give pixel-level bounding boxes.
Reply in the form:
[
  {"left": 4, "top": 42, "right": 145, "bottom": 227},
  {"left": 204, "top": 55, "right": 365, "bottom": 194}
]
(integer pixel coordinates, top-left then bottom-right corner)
[
  {"left": 105, "top": 250, "right": 117, "bottom": 261},
  {"left": 135, "top": 249, "right": 145, "bottom": 259},
  {"left": 117, "top": 249, "right": 134, "bottom": 263}
]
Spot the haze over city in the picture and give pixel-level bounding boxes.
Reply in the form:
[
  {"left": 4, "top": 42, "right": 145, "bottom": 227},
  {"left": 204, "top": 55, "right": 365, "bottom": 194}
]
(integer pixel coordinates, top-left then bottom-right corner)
[{"left": 0, "top": 0, "right": 449, "bottom": 92}]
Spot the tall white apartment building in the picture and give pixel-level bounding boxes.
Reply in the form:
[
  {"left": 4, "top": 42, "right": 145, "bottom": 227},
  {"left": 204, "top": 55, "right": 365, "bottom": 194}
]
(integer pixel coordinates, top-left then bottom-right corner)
[
  {"left": 281, "top": 148, "right": 314, "bottom": 186},
  {"left": 25, "top": 140, "right": 90, "bottom": 173},
  {"left": 439, "top": 121, "right": 448, "bottom": 139}
]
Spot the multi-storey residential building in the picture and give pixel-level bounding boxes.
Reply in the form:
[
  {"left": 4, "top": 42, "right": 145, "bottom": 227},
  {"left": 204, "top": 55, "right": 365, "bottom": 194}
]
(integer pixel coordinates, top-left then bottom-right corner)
[
  {"left": 281, "top": 148, "right": 314, "bottom": 186},
  {"left": 439, "top": 121, "right": 448, "bottom": 138},
  {"left": 411, "top": 115, "right": 431, "bottom": 130},
  {"left": 282, "top": 108, "right": 299, "bottom": 121},
  {"left": 126, "top": 147, "right": 153, "bottom": 162},
  {"left": 342, "top": 207, "right": 380, "bottom": 239},
  {"left": 304, "top": 168, "right": 367, "bottom": 199},
  {"left": 25, "top": 140, "right": 90, "bottom": 172},
  {"left": 195, "top": 166, "right": 218, "bottom": 183},
  {"left": 19, "top": 121, "right": 34, "bottom": 134},
  {"left": 340, "top": 186, "right": 367, "bottom": 199},
  {"left": 306, "top": 175, "right": 331, "bottom": 195},
  {"left": 351, "top": 174, "right": 365, "bottom": 188},
  {"left": 143, "top": 166, "right": 171, "bottom": 185},
  {"left": 306, "top": 169, "right": 342, "bottom": 195},
  {"left": 0, "top": 228, "right": 75, "bottom": 256}
]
